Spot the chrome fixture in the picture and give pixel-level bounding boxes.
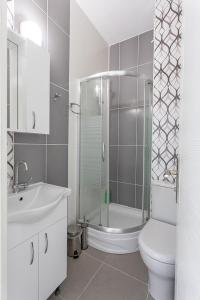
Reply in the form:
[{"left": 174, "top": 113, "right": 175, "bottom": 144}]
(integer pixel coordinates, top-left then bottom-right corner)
[
  {"left": 32, "top": 111, "right": 36, "bottom": 129},
  {"left": 53, "top": 92, "right": 61, "bottom": 101},
  {"left": 80, "top": 70, "right": 138, "bottom": 82},
  {"left": 70, "top": 102, "right": 80, "bottom": 115},
  {"left": 163, "top": 169, "right": 177, "bottom": 182},
  {"left": 30, "top": 242, "right": 34, "bottom": 265},
  {"left": 163, "top": 158, "right": 179, "bottom": 203},
  {"left": 13, "top": 161, "right": 32, "bottom": 193}
]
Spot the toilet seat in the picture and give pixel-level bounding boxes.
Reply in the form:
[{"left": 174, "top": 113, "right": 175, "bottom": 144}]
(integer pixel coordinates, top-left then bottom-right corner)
[{"left": 139, "top": 219, "right": 176, "bottom": 265}]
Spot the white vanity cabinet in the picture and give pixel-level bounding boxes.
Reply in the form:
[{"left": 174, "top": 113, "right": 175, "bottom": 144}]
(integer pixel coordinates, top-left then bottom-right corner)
[
  {"left": 8, "top": 235, "right": 39, "bottom": 300},
  {"left": 7, "top": 183, "right": 70, "bottom": 300},
  {"left": 7, "top": 29, "right": 50, "bottom": 134},
  {"left": 39, "top": 218, "right": 67, "bottom": 300},
  {"left": 8, "top": 218, "right": 67, "bottom": 300},
  {"left": 18, "top": 39, "right": 50, "bottom": 134}
]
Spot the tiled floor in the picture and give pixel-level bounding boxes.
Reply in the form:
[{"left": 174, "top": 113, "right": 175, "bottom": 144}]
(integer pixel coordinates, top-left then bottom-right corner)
[{"left": 48, "top": 247, "right": 154, "bottom": 300}]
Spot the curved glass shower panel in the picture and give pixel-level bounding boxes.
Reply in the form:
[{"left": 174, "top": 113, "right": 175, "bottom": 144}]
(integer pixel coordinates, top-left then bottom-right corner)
[
  {"left": 79, "top": 78, "right": 109, "bottom": 227},
  {"left": 79, "top": 71, "right": 152, "bottom": 234}
]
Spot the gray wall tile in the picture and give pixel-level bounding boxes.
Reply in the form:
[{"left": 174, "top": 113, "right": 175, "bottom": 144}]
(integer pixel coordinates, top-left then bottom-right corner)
[
  {"left": 136, "top": 185, "right": 143, "bottom": 209},
  {"left": 136, "top": 146, "right": 143, "bottom": 185},
  {"left": 14, "top": 144, "right": 46, "bottom": 183},
  {"left": 119, "top": 69, "right": 137, "bottom": 108},
  {"left": 118, "top": 182, "right": 135, "bottom": 207},
  {"left": 47, "top": 145, "right": 68, "bottom": 187},
  {"left": 47, "top": 84, "right": 69, "bottom": 145},
  {"left": 48, "top": 19, "right": 69, "bottom": 90},
  {"left": 118, "top": 146, "right": 136, "bottom": 184},
  {"left": 120, "top": 36, "right": 138, "bottom": 69},
  {"left": 48, "top": 0, "right": 70, "bottom": 35},
  {"left": 12, "top": 0, "right": 70, "bottom": 187},
  {"left": 14, "top": 0, "right": 47, "bottom": 48},
  {"left": 33, "top": 0, "right": 47, "bottom": 12},
  {"left": 119, "top": 108, "right": 137, "bottom": 145},
  {"left": 14, "top": 133, "right": 46, "bottom": 144},
  {"left": 109, "top": 44, "right": 119, "bottom": 70},
  {"left": 109, "top": 181, "right": 118, "bottom": 204},
  {"left": 109, "top": 110, "right": 118, "bottom": 145},
  {"left": 109, "top": 147, "right": 118, "bottom": 181},
  {"left": 137, "top": 108, "right": 144, "bottom": 146},
  {"left": 138, "top": 63, "right": 153, "bottom": 106},
  {"left": 109, "top": 30, "right": 153, "bottom": 209},
  {"left": 138, "top": 30, "right": 154, "bottom": 65},
  {"left": 110, "top": 77, "right": 119, "bottom": 109}
]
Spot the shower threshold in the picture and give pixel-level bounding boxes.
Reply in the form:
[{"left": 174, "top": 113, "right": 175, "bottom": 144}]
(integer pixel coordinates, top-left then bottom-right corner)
[{"left": 87, "top": 203, "right": 145, "bottom": 254}]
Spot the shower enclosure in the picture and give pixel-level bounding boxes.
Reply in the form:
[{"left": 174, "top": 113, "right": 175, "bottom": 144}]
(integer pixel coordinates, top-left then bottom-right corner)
[{"left": 78, "top": 70, "right": 152, "bottom": 253}]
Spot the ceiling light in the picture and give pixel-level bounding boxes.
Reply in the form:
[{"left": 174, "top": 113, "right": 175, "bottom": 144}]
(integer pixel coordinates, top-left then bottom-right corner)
[{"left": 20, "top": 20, "right": 42, "bottom": 47}]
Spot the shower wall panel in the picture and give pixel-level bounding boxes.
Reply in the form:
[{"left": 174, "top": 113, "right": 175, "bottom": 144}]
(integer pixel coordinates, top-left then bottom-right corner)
[{"left": 109, "top": 30, "right": 153, "bottom": 209}]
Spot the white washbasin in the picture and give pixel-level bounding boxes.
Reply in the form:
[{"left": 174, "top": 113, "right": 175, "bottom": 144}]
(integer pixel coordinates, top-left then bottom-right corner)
[{"left": 8, "top": 182, "right": 71, "bottom": 224}]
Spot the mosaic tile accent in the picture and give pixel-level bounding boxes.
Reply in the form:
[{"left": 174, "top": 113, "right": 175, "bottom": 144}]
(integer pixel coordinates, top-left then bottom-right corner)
[
  {"left": 7, "top": 2, "right": 15, "bottom": 192},
  {"left": 7, "top": 132, "right": 14, "bottom": 192},
  {"left": 152, "top": 0, "right": 182, "bottom": 182}
]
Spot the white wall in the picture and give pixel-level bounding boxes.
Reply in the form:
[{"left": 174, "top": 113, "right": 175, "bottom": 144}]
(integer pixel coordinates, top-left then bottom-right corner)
[
  {"left": 0, "top": 0, "right": 8, "bottom": 298},
  {"left": 176, "top": 1, "right": 200, "bottom": 299},
  {"left": 68, "top": 0, "right": 108, "bottom": 224}
]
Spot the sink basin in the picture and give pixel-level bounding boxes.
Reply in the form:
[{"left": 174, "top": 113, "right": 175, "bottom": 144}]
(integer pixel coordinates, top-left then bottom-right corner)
[{"left": 8, "top": 182, "right": 71, "bottom": 224}]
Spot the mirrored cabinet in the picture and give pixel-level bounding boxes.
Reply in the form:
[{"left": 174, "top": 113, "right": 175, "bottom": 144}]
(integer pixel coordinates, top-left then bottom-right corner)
[{"left": 7, "top": 29, "right": 50, "bottom": 134}]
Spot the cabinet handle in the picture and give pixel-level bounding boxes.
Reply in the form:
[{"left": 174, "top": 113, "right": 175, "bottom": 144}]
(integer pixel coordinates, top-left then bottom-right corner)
[
  {"left": 102, "top": 142, "right": 105, "bottom": 162},
  {"left": 30, "top": 242, "right": 34, "bottom": 265},
  {"left": 44, "top": 233, "right": 48, "bottom": 254},
  {"left": 32, "top": 111, "right": 36, "bottom": 129}
]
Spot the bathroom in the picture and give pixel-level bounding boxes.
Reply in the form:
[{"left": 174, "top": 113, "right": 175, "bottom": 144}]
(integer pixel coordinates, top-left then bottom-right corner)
[{"left": 0, "top": 0, "right": 200, "bottom": 299}]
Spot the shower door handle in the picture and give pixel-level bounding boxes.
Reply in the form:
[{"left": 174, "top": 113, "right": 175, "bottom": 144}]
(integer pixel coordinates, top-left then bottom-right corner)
[
  {"left": 32, "top": 111, "right": 36, "bottom": 129},
  {"left": 102, "top": 142, "right": 105, "bottom": 162}
]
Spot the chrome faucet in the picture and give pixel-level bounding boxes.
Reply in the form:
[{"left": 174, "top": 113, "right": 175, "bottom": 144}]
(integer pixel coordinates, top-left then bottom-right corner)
[{"left": 13, "top": 161, "right": 32, "bottom": 193}]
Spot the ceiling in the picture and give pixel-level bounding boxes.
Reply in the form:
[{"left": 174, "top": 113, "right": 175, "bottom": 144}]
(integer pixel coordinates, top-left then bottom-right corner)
[{"left": 76, "top": 0, "right": 154, "bottom": 45}]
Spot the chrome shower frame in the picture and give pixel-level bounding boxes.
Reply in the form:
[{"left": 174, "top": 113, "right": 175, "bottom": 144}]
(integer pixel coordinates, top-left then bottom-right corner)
[{"left": 78, "top": 70, "right": 152, "bottom": 235}]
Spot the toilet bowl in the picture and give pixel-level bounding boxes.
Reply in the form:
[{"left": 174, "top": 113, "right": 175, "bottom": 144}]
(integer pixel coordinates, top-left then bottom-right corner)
[{"left": 139, "top": 219, "right": 176, "bottom": 300}]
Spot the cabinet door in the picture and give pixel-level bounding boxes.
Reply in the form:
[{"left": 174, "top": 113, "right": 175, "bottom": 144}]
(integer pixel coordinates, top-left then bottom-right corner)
[
  {"left": 39, "top": 218, "right": 67, "bottom": 300},
  {"left": 25, "top": 40, "right": 50, "bottom": 134},
  {"left": 8, "top": 236, "right": 38, "bottom": 300}
]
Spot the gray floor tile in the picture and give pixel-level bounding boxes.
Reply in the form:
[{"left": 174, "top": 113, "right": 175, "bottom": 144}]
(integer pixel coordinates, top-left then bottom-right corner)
[
  {"left": 84, "top": 246, "right": 108, "bottom": 262},
  {"left": 79, "top": 264, "right": 148, "bottom": 300},
  {"left": 104, "top": 251, "right": 148, "bottom": 283},
  {"left": 60, "top": 254, "right": 102, "bottom": 300}
]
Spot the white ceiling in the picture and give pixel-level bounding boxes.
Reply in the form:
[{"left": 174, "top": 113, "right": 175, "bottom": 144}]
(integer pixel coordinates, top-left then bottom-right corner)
[{"left": 76, "top": 0, "right": 154, "bottom": 45}]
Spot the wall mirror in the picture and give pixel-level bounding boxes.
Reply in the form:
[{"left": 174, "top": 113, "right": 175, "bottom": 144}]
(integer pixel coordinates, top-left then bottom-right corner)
[{"left": 7, "top": 29, "right": 50, "bottom": 134}]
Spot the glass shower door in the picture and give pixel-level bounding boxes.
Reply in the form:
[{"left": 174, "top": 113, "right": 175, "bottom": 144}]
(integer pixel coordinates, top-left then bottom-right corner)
[
  {"left": 143, "top": 80, "right": 153, "bottom": 222},
  {"left": 79, "top": 78, "right": 109, "bottom": 227}
]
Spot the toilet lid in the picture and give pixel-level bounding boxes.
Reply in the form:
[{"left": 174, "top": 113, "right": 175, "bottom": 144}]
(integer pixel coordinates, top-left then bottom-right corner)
[{"left": 139, "top": 219, "right": 176, "bottom": 264}]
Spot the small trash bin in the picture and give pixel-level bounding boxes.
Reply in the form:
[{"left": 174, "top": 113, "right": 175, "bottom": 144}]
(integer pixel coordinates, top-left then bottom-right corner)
[
  {"left": 81, "top": 222, "right": 88, "bottom": 250},
  {"left": 67, "top": 224, "right": 82, "bottom": 259}
]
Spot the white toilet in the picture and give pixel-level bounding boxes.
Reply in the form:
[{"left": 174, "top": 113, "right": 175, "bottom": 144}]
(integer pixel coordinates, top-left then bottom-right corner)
[{"left": 139, "top": 181, "right": 176, "bottom": 300}]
